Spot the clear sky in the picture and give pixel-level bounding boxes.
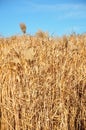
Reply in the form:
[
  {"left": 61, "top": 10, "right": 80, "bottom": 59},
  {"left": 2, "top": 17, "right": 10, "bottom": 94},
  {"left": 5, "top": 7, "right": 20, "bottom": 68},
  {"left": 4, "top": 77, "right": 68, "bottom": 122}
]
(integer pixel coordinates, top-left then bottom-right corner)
[{"left": 0, "top": 0, "right": 86, "bottom": 37}]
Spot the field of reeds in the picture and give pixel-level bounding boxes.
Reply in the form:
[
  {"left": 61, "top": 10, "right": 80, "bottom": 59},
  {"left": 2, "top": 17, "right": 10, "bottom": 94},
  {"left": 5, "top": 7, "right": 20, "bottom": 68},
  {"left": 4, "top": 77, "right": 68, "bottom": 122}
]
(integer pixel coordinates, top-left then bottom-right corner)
[{"left": 0, "top": 32, "right": 86, "bottom": 130}]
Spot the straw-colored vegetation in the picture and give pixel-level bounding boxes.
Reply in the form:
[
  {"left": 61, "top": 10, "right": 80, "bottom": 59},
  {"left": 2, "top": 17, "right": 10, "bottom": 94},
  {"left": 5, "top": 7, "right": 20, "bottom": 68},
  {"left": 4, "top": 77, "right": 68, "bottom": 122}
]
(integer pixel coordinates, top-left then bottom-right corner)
[
  {"left": 0, "top": 32, "right": 86, "bottom": 130},
  {"left": 20, "top": 23, "right": 26, "bottom": 34}
]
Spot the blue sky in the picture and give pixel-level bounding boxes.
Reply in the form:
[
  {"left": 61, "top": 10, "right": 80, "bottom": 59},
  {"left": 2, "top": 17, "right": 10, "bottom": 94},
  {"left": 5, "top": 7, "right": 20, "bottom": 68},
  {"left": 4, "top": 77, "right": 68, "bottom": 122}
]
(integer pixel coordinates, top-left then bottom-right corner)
[{"left": 0, "top": 0, "right": 86, "bottom": 37}]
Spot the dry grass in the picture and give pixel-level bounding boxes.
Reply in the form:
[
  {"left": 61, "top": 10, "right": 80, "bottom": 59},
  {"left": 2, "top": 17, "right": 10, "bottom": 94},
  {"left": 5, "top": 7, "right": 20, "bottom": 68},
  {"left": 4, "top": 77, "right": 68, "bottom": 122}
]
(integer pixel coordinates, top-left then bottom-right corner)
[
  {"left": 0, "top": 33, "right": 86, "bottom": 130},
  {"left": 20, "top": 23, "right": 26, "bottom": 34}
]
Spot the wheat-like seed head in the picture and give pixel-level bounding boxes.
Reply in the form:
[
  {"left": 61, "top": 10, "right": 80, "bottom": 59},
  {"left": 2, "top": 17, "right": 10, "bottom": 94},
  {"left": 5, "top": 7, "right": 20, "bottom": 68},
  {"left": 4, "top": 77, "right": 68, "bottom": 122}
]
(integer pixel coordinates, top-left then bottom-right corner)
[
  {"left": 20, "top": 23, "right": 26, "bottom": 34},
  {"left": 35, "top": 30, "right": 49, "bottom": 38}
]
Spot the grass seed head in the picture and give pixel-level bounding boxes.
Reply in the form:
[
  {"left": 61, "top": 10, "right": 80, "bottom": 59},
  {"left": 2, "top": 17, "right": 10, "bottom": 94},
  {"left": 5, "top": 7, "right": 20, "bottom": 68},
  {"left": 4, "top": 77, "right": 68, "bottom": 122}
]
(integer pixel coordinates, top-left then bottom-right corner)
[{"left": 20, "top": 23, "right": 26, "bottom": 34}]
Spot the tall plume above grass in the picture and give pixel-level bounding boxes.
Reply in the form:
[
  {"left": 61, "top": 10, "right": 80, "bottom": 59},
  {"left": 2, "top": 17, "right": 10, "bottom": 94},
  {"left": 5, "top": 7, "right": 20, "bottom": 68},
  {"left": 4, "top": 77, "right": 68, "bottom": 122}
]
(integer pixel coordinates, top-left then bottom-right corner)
[{"left": 20, "top": 23, "right": 26, "bottom": 34}]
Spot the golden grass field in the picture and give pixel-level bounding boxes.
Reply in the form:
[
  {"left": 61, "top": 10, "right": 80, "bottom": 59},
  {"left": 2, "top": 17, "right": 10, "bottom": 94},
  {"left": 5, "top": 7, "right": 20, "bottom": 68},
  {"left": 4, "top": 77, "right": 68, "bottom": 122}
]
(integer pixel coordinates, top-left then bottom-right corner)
[{"left": 0, "top": 32, "right": 86, "bottom": 130}]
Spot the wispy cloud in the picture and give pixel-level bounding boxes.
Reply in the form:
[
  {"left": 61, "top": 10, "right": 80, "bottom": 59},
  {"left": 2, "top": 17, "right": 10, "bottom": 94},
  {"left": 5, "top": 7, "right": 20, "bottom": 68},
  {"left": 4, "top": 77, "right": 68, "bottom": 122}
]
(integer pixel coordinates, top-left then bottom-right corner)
[
  {"left": 17, "top": 2, "right": 86, "bottom": 20},
  {"left": 22, "top": 2, "right": 86, "bottom": 11},
  {"left": 30, "top": 3, "right": 86, "bottom": 12}
]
